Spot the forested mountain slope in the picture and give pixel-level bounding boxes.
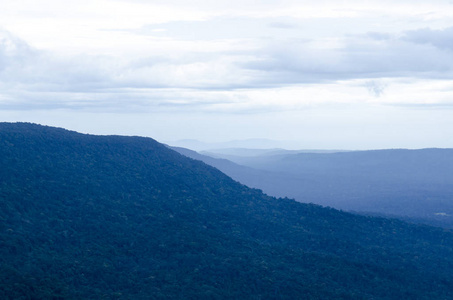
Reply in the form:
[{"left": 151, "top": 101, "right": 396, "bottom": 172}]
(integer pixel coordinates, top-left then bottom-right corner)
[{"left": 2, "top": 123, "right": 453, "bottom": 299}]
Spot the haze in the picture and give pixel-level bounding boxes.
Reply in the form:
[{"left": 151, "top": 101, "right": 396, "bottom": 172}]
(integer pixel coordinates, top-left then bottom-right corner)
[{"left": 1, "top": 0, "right": 453, "bottom": 149}]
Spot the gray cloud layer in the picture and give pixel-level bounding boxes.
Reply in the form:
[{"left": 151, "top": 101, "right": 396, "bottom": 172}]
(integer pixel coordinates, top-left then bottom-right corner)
[
  {"left": 403, "top": 27, "right": 453, "bottom": 51},
  {"left": 244, "top": 31, "right": 453, "bottom": 85},
  {"left": 2, "top": 22, "right": 453, "bottom": 111}
]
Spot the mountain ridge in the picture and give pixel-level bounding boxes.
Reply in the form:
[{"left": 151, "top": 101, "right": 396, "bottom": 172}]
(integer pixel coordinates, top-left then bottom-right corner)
[
  {"left": 183, "top": 145, "right": 453, "bottom": 228},
  {"left": 2, "top": 122, "right": 453, "bottom": 299}
]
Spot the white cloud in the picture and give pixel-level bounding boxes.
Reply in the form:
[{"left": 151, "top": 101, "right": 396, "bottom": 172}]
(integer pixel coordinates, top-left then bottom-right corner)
[{"left": 3, "top": 22, "right": 453, "bottom": 115}]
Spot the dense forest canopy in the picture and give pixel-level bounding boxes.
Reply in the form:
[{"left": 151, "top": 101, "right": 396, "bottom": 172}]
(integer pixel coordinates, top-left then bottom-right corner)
[{"left": 2, "top": 122, "right": 453, "bottom": 299}]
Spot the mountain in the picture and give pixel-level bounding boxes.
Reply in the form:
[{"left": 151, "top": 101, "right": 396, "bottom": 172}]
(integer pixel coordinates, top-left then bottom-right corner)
[
  {"left": 166, "top": 138, "right": 299, "bottom": 151},
  {"left": 2, "top": 123, "right": 453, "bottom": 299},
  {"left": 196, "top": 148, "right": 453, "bottom": 228},
  {"left": 201, "top": 148, "right": 346, "bottom": 159},
  {"left": 170, "top": 146, "right": 285, "bottom": 201}
]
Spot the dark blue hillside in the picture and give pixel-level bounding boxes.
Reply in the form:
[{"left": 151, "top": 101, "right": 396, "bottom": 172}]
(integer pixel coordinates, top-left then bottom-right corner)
[{"left": 2, "top": 123, "right": 453, "bottom": 299}]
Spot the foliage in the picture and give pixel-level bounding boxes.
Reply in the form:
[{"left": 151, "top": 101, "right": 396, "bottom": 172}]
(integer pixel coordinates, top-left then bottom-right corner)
[{"left": 2, "top": 122, "right": 453, "bottom": 299}]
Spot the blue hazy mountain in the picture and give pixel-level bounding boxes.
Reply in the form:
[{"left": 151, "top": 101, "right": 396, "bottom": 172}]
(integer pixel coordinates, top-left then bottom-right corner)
[
  {"left": 165, "top": 138, "right": 300, "bottom": 151},
  {"left": 189, "top": 148, "right": 453, "bottom": 228},
  {"left": 202, "top": 148, "right": 346, "bottom": 158},
  {"left": 3, "top": 123, "right": 453, "bottom": 299}
]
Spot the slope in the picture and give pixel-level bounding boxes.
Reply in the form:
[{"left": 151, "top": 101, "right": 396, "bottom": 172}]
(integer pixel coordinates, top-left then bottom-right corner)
[
  {"left": 1, "top": 123, "right": 453, "bottom": 299},
  {"left": 197, "top": 148, "right": 453, "bottom": 228}
]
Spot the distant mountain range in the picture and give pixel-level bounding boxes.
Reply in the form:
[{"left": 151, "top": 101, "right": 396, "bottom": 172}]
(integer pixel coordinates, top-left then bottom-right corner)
[
  {"left": 201, "top": 147, "right": 346, "bottom": 157},
  {"left": 2, "top": 123, "right": 453, "bottom": 299},
  {"left": 164, "top": 138, "right": 307, "bottom": 151},
  {"left": 173, "top": 146, "right": 453, "bottom": 228}
]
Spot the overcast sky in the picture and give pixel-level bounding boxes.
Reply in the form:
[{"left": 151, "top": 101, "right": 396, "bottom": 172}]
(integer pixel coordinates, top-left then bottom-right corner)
[{"left": 1, "top": 0, "right": 453, "bottom": 149}]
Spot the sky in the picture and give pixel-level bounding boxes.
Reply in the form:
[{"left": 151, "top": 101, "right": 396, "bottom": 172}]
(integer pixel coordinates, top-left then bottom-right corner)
[{"left": 1, "top": 0, "right": 453, "bottom": 149}]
